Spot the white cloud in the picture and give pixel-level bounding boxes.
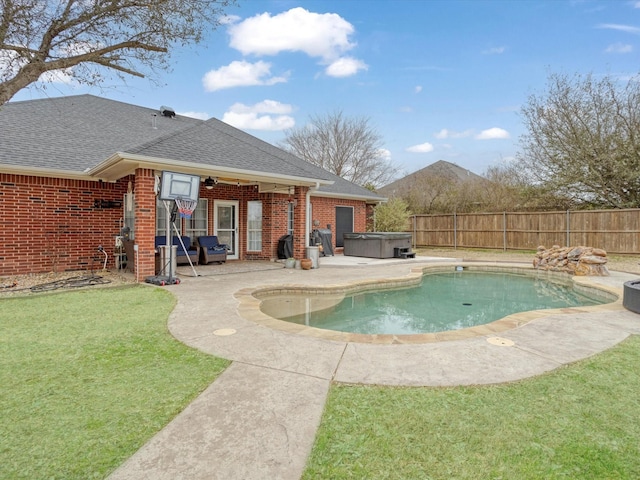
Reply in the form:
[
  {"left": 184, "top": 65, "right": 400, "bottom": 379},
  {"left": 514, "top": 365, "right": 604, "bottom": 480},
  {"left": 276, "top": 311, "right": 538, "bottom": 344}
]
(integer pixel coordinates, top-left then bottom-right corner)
[
  {"left": 482, "top": 46, "right": 506, "bottom": 55},
  {"left": 228, "top": 99, "right": 293, "bottom": 115},
  {"left": 406, "top": 142, "right": 434, "bottom": 153},
  {"left": 434, "top": 128, "right": 473, "bottom": 139},
  {"left": 222, "top": 100, "right": 295, "bottom": 131},
  {"left": 475, "top": 127, "right": 510, "bottom": 140},
  {"left": 634, "top": 1, "right": 640, "bottom": 8},
  {"left": 378, "top": 148, "right": 392, "bottom": 160},
  {"left": 597, "top": 23, "right": 640, "bottom": 35},
  {"left": 415, "top": 85, "right": 423, "bottom": 93},
  {"left": 325, "top": 57, "right": 368, "bottom": 77},
  {"left": 202, "top": 60, "right": 288, "bottom": 91},
  {"left": 179, "top": 111, "right": 210, "bottom": 120},
  {"left": 605, "top": 42, "right": 633, "bottom": 53},
  {"left": 225, "top": 7, "right": 366, "bottom": 78},
  {"left": 228, "top": 7, "right": 356, "bottom": 61}
]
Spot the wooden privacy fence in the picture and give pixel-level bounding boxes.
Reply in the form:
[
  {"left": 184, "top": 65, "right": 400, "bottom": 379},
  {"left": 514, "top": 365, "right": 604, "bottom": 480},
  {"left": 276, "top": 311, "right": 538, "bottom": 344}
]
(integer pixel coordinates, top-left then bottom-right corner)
[{"left": 410, "top": 208, "right": 640, "bottom": 254}]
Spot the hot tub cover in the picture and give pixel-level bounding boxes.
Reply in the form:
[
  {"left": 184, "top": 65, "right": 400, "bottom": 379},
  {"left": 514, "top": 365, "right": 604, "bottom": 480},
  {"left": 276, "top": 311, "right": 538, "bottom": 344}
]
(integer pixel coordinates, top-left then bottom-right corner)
[{"left": 343, "top": 232, "right": 412, "bottom": 240}]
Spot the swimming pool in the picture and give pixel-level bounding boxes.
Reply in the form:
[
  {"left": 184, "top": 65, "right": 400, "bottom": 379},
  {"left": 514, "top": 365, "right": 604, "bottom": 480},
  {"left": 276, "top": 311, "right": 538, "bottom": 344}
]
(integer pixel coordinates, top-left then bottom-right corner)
[{"left": 258, "top": 269, "right": 614, "bottom": 335}]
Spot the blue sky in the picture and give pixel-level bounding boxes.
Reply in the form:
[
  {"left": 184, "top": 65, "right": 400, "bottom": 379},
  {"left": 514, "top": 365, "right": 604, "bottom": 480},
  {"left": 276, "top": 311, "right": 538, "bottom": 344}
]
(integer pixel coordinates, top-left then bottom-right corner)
[{"left": 12, "top": 0, "right": 640, "bottom": 181}]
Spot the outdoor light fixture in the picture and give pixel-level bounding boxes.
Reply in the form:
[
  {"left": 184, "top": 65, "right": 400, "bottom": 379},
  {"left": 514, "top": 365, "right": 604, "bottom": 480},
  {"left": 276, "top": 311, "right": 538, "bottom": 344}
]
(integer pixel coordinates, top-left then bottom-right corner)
[{"left": 204, "top": 176, "right": 217, "bottom": 190}]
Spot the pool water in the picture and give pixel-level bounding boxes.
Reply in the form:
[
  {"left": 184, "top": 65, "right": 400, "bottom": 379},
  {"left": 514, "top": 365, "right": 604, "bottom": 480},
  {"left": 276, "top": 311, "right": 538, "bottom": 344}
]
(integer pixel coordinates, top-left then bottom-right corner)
[{"left": 260, "top": 271, "right": 609, "bottom": 335}]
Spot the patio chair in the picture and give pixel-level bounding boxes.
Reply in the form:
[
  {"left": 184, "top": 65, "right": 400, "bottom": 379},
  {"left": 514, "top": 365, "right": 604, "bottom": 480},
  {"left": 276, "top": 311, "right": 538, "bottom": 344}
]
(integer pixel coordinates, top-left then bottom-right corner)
[{"left": 198, "top": 235, "right": 228, "bottom": 264}]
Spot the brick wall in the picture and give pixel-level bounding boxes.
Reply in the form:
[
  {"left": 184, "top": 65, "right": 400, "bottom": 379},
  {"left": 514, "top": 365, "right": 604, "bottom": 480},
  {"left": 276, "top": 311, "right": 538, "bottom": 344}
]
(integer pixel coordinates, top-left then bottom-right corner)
[
  {"left": 310, "top": 196, "right": 369, "bottom": 250},
  {"left": 0, "top": 173, "right": 129, "bottom": 276},
  {"left": 1, "top": 172, "right": 371, "bottom": 277},
  {"left": 197, "top": 185, "right": 309, "bottom": 260},
  {"left": 133, "top": 168, "right": 156, "bottom": 279}
]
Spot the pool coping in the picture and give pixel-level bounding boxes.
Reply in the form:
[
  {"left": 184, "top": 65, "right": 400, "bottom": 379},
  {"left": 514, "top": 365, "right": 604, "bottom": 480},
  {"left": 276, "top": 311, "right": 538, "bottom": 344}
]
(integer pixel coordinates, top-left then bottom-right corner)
[{"left": 234, "top": 262, "right": 623, "bottom": 344}]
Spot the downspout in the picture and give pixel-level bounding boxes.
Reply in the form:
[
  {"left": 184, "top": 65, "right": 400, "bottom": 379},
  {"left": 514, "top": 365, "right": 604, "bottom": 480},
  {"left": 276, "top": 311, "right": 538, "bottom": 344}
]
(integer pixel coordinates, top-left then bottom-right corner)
[{"left": 306, "top": 182, "right": 320, "bottom": 247}]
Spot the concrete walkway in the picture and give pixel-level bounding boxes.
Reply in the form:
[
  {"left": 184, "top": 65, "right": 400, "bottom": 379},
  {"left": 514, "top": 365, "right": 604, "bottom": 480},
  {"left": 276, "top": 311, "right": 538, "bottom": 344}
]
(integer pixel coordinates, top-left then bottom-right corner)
[{"left": 109, "top": 257, "right": 640, "bottom": 480}]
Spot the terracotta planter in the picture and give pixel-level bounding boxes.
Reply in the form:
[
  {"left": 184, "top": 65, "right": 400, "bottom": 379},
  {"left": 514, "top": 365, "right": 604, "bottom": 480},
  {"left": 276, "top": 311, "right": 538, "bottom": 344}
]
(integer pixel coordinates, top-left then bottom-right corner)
[{"left": 300, "top": 258, "right": 313, "bottom": 270}]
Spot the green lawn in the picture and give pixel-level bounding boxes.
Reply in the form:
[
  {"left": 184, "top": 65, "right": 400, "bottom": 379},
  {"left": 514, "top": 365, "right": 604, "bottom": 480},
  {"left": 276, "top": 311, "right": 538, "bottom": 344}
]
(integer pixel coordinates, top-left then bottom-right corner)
[
  {"left": 305, "top": 336, "right": 640, "bottom": 480},
  {"left": 4, "top": 282, "right": 640, "bottom": 479},
  {"left": 0, "top": 285, "right": 229, "bottom": 480}
]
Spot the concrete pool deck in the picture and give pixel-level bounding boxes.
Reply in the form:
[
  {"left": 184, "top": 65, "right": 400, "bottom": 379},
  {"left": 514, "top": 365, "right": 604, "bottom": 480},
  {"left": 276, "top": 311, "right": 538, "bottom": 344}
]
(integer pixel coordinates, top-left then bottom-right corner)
[{"left": 109, "top": 256, "right": 640, "bottom": 480}]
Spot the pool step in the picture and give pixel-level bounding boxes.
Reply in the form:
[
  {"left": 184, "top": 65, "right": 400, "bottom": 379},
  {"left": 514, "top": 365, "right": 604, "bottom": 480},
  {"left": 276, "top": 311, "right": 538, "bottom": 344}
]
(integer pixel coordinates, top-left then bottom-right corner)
[{"left": 394, "top": 247, "right": 416, "bottom": 259}]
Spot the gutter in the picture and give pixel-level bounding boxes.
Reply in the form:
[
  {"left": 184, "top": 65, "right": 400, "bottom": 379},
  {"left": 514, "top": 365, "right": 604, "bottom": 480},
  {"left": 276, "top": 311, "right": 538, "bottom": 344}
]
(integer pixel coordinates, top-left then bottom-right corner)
[
  {"left": 0, "top": 164, "right": 96, "bottom": 181},
  {"left": 88, "top": 152, "right": 335, "bottom": 187},
  {"left": 310, "top": 188, "right": 388, "bottom": 204}
]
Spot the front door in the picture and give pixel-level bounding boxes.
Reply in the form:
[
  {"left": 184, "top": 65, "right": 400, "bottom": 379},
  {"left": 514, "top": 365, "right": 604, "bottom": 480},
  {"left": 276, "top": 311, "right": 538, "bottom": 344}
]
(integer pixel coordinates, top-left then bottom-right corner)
[{"left": 214, "top": 200, "right": 239, "bottom": 260}]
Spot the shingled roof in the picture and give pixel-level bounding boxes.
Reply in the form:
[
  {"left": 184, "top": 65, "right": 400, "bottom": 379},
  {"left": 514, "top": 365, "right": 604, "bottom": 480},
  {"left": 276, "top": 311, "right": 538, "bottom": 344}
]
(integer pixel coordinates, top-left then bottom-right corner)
[{"left": 0, "top": 94, "right": 383, "bottom": 202}]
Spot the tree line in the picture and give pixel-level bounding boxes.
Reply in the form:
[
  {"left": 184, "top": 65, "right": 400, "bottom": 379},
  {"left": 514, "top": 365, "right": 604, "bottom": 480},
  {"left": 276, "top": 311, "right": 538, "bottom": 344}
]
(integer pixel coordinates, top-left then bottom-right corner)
[{"left": 375, "top": 72, "right": 640, "bottom": 227}]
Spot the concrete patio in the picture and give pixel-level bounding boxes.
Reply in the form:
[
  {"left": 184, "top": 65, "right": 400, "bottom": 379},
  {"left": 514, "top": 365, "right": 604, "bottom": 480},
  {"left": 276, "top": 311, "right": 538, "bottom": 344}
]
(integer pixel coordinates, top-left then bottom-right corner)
[{"left": 109, "top": 255, "right": 640, "bottom": 480}]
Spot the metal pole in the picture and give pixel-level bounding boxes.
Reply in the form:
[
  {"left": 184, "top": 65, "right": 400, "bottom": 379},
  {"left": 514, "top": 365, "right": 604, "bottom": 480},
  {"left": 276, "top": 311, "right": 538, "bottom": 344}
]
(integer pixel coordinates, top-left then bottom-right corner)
[{"left": 164, "top": 200, "right": 173, "bottom": 279}]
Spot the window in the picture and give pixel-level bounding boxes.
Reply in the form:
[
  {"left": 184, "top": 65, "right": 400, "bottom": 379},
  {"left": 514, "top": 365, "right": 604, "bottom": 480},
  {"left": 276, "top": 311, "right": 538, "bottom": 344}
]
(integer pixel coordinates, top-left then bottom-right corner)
[
  {"left": 247, "top": 201, "right": 262, "bottom": 252},
  {"left": 287, "top": 202, "right": 295, "bottom": 235},
  {"left": 122, "top": 194, "right": 135, "bottom": 239},
  {"left": 156, "top": 198, "right": 170, "bottom": 236},
  {"left": 185, "top": 199, "right": 208, "bottom": 241},
  {"left": 156, "top": 198, "right": 208, "bottom": 239}
]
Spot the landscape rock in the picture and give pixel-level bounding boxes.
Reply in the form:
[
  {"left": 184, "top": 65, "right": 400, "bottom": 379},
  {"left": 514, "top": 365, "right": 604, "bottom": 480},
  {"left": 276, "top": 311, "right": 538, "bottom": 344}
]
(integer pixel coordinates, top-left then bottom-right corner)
[{"left": 533, "top": 245, "right": 610, "bottom": 276}]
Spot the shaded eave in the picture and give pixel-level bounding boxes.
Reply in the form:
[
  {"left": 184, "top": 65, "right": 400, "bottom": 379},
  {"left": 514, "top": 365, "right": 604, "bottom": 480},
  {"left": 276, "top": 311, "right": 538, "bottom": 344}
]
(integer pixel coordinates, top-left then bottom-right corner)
[
  {"left": 0, "top": 163, "right": 95, "bottom": 181},
  {"left": 87, "top": 152, "right": 335, "bottom": 188},
  {"left": 2, "top": 154, "right": 385, "bottom": 203},
  {"left": 311, "top": 188, "right": 387, "bottom": 204}
]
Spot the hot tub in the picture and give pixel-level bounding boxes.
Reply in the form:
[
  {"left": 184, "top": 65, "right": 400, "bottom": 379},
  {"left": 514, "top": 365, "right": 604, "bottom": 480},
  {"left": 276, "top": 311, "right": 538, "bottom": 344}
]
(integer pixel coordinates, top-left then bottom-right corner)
[
  {"left": 623, "top": 279, "right": 640, "bottom": 313},
  {"left": 343, "top": 232, "right": 413, "bottom": 258}
]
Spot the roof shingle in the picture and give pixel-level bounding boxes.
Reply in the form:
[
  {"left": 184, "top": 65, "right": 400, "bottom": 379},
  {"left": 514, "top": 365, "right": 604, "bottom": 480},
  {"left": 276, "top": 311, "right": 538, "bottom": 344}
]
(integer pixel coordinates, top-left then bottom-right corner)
[{"left": 0, "top": 94, "right": 383, "bottom": 201}]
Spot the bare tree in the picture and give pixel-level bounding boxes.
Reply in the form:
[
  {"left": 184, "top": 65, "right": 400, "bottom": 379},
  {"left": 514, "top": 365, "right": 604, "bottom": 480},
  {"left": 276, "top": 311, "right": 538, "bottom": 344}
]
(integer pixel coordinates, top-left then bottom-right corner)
[
  {"left": 517, "top": 72, "right": 640, "bottom": 209},
  {"left": 0, "top": 0, "right": 235, "bottom": 105},
  {"left": 280, "top": 110, "right": 394, "bottom": 187},
  {"left": 401, "top": 171, "right": 459, "bottom": 214}
]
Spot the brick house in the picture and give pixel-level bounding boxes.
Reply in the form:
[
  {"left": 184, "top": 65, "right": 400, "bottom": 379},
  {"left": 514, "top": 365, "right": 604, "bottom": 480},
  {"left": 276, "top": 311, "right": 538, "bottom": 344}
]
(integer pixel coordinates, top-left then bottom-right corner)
[{"left": 0, "top": 95, "right": 384, "bottom": 278}]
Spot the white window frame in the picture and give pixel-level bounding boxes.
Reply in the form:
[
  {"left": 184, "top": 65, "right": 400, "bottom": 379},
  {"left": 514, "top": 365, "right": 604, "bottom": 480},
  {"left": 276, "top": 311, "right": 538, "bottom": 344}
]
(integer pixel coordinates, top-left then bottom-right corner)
[
  {"left": 185, "top": 199, "right": 208, "bottom": 242},
  {"left": 156, "top": 198, "right": 171, "bottom": 236},
  {"left": 247, "top": 201, "right": 263, "bottom": 252},
  {"left": 287, "top": 202, "right": 295, "bottom": 235},
  {"left": 122, "top": 193, "right": 135, "bottom": 239}
]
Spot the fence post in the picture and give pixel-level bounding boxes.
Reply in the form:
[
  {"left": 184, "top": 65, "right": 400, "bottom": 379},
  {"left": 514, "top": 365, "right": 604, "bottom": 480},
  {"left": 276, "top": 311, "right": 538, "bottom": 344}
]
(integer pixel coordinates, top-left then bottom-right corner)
[
  {"left": 453, "top": 211, "right": 457, "bottom": 249},
  {"left": 566, "top": 210, "right": 570, "bottom": 247},
  {"left": 503, "top": 211, "right": 507, "bottom": 251},
  {"left": 412, "top": 215, "right": 416, "bottom": 249}
]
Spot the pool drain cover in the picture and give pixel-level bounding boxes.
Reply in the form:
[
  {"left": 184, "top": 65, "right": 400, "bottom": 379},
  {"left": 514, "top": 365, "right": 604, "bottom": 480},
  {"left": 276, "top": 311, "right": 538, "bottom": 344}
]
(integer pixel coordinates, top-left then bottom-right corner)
[
  {"left": 213, "top": 328, "right": 237, "bottom": 336},
  {"left": 487, "top": 336, "right": 515, "bottom": 347}
]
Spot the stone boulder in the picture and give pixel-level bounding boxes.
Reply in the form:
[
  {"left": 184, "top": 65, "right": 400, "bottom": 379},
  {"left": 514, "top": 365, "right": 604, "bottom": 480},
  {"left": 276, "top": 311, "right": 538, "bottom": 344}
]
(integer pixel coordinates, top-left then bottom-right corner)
[{"left": 533, "top": 245, "right": 609, "bottom": 276}]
